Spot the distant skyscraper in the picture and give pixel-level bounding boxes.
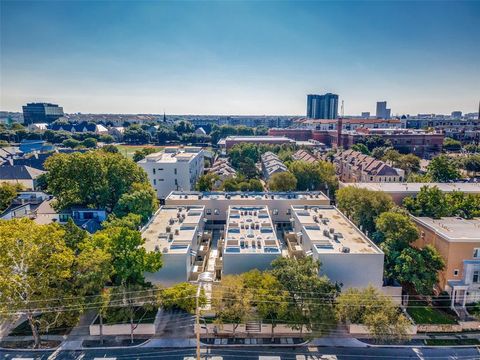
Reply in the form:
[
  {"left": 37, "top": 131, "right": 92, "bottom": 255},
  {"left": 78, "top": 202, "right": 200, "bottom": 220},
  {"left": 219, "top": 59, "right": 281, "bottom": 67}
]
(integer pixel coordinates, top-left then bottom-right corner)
[
  {"left": 376, "top": 101, "right": 391, "bottom": 119},
  {"left": 361, "top": 112, "right": 370, "bottom": 118},
  {"left": 22, "top": 103, "right": 64, "bottom": 125},
  {"left": 451, "top": 111, "right": 462, "bottom": 119},
  {"left": 306, "top": 93, "right": 338, "bottom": 119}
]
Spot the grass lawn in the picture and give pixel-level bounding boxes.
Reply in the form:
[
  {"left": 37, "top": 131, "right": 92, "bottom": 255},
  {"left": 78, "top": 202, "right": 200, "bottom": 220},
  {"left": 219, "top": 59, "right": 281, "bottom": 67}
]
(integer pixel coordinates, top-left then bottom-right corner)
[
  {"left": 115, "top": 145, "right": 163, "bottom": 159},
  {"left": 424, "top": 338, "right": 480, "bottom": 346},
  {"left": 9, "top": 317, "right": 72, "bottom": 336},
  {"left": 407, "top": 300, "right": 457, "bottom": 325}
]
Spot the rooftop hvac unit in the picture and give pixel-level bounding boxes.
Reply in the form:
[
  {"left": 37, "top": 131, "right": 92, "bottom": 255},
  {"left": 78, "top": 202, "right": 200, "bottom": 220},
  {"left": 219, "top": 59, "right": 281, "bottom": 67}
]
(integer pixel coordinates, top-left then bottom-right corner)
[
  {"left": 175, "top": 229, "right": 180, "bottom": 235},
  {"left": 330, "top": 227, "right": 335, "bottom": 234},
  {"left": 304, "top": 205, "right": 308, "bottom": 210},
  {"left": 155, "top": 245, "right": 160, "bottom": 252},
  {"left": 318, "top": 213, "right": 323, "bottom": 218},
  {"left": 323, "top": 229, "right": 330, "bottom": 237},
  {"left": 166, "top": 226, "right": 171, "bottom": 233},
  {"left": 342, "top": 247, "right": 350, "bottom": 253},
  {"left": 168, "top": 233, "right": 173, "bottom": 240},
  {"left": 163, "top": 247, "right": 169, "bottom": 253}
]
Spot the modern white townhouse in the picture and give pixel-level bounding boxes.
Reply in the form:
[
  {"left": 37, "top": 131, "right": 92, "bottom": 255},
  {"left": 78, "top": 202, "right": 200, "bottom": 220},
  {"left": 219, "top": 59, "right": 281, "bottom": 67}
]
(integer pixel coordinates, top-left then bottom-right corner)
[
  {"left": 288, "top": 205, "right": 384, "bottom": 289},
  {"left": 137, "top": 147, "right": 204, "bottom": 199},
  {"left": 143, "top": 205, "right": 209, "bottom": 285},
  {"left": 222, "top": 205, "right": 282, "bottom": 275}
]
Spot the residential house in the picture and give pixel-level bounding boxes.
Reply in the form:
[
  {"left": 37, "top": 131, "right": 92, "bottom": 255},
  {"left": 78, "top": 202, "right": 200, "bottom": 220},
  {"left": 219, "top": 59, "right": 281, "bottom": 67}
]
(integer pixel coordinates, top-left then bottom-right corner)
[
  {"left": 0, "top": 165, "right": 45, "bottom": 190},
  {"left": 334, "top": 150, "right": 404, "bottom": 183}
]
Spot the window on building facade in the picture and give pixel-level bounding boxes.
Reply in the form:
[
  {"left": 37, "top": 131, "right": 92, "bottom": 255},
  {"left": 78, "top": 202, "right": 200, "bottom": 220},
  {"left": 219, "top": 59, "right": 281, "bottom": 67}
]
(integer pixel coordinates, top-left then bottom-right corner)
[
  {"left": 214, "top": 209, "right": 219, "bottom": 215},
  {"left": 273, "top": 209, "right": 279, "bottom": 215},
  {"left": 474, "top": 248, "right": 480, "bottom": 258},
  {"left": 453, "top": 269, "right": 459, "bottom": 276},
  {"left": 473, "top": 271, "right": 479, "bottom": 283},
  {"left": 206, "top": 209, "right": 212, "bottom": 215},
  {"left": 153, "top": 179, "right": 156, "bottom": 185},
  {"left": 153, "top": 169, "right": 156, "bottom": 175}
]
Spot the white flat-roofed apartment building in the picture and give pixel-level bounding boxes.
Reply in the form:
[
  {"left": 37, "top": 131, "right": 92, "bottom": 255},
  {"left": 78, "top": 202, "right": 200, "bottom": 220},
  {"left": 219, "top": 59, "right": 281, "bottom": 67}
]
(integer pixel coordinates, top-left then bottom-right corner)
[
  {"left": 165, "top": 191, "right": 330, "bottom": 223},
  {"left": 142, "top": 205, "right": 209, "bottom": 285},
  {"left": 288, "top": 205, "right": 384, "bottom": 289},
  {"left": 137, "top": 147, "right": 204, "bottom": 199},
  {"left": 223, "top": 205, "right": 282, "bottom": 275}
]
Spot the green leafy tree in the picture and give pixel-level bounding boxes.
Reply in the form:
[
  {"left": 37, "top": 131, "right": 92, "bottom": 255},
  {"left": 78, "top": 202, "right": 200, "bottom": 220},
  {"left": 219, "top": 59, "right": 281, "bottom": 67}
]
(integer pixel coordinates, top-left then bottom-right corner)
[
  {"left": 243, "top": 270, "right": 288, "bottom": 339},
  {"left": 123, "top": 125, "right": 151, "bottom": 144},
  {"left": 336, "top": 186, "right": 394, "bottom": 235},
  {"left": 132, "top": 147, "right": 158, "bottom": 162},
  {"left": 268, "top": 171, "right": 297, "bottom": 191},
  {"left": 0, "top": 182, "right": 22, "bottom": 212},
  {"left": 385, "top": 246, "right": 445, "bottom": 295},
  {"left": 396, "top": 154, "right": 421, "bottom": 175},
  {"left": 101, "top": 144, "right": 119, "bottom": 153},
  {"left": 443, "top": 137, "right": 462, "bottom": 152},
  {"left": 336, "top": 286, "right": 410, "bottom": 343},
  {"left": 427, "top": 155, "right": 460, "bottom": 182},
  {"left": 173, "top": 120, "right": 195, "bottom": 135},
  {"left": 351, "top": 143, "right": 371, "bottom": 155},
  {"left": 382, "top": 149, "right": 401, "bottom": 165},
  {"left": 288, "top": 160, "right": 338, "bottom": 194},
  {"left": 81, "top": 137, "right": 97, "bottom": 148},
  {"left": 213, "top": 275, "right": 253, "bottom": 338},
  {"left": 403, "top": 186, "right": 451, "bottom": 218},
  {"left": 44, "top": 151, "right": 154, "bottom": 213},
  {"left": 228, "top": 143, "right": 260, "bottom": 168},
  {"left": 160, "top": 282, "right": 206, "bottom": 314},
  {"left": 461, "top": 154, "right": 480, "bottom": 175},
  {"left": 62, "top": 138, "right": 81, "bottom": 148},
  {"left": 113, "top": 182, "right": 158, "bottom": 223},
  {"left": 271, "top": 257, "right": 338, "bottom": 335},
  {"left": 248, "top": 178, "right": 264, "bottom": 191},
  {"left": 156, "top": 128, "right": 179, "bottom": 144},
  {"left": 0, "top": 219, "right": 111, "bottom": 348},
  {"left": 196, "top": 173, "right": 220, "bottom": 191},
  {"left": 371, "top": 146, "right": 392, "bottom": 160},
  {"left": 103, "top": 213, "right": 143, "bottom": 230},
  {"left": 375, "top": 210, "right": 419, "bottom": 249}
]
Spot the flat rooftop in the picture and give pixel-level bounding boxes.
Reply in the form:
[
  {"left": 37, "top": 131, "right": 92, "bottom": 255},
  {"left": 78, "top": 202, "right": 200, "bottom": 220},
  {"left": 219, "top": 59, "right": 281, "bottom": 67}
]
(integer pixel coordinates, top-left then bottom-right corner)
[
  {"left": 292, "top": 205, "right": 382, "bottom": 254},
  {"left": 224, "top": 206, "right": 280, "bottom": 254},
  {"left": 413, "top": 217, "right": 480, "bottom": 242},
  {"left": 138, "top": 147, "right": 202, "bottom": 164},
  {"left": 224, "top": 136, "right": 295, "bottom": 142},
  {"left": 344, "top": 182, "right": 480, "bottom": 194},
  {"left": 142, "top": 205, "right": 204, "bottom": 254},
  {"left": 166, "top": 191, "right": 329, "bottom": 202}
]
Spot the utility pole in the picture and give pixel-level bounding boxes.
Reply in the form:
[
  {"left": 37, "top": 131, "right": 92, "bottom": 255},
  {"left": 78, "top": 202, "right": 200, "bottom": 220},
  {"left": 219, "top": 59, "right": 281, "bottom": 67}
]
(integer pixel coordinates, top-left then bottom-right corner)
[{"left": 196, "top": 283, "right": 201, "bottom": 360}]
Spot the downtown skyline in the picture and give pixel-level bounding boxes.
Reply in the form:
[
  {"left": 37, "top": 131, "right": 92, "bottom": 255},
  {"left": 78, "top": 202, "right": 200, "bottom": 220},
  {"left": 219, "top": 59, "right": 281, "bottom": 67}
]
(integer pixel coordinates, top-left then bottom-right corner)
[{"left": 1, "top": 0, "right": 479, "bottom": 115}]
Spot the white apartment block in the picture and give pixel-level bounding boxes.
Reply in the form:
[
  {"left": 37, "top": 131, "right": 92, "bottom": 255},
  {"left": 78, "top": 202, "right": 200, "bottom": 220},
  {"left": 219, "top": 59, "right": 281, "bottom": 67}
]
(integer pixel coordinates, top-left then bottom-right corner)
[
  {"left": 137, "top": 147, "right": 204, "bottom": 199},
  {"left": 288, "top": 205, "right": 384, "bottom": 289}
]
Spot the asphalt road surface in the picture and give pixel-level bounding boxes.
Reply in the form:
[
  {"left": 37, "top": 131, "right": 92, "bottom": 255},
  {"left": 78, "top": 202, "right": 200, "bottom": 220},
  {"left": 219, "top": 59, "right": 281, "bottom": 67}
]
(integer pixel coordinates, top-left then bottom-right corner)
[{"left": 1, "top": 346, "right": 479, "bottom": 360}]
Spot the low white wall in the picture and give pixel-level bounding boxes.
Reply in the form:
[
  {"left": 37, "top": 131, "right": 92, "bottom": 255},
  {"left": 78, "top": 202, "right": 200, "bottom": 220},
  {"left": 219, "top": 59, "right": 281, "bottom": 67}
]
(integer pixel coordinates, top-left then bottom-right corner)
[
  {"left": 381, "top": 286, "right": 403, "bottom": 305},
  {"left": 349, "top": 323, "right": 417, "bottom": 335},
  {"left": 89, "top": 323, "right": 156, "bottom": 336}
]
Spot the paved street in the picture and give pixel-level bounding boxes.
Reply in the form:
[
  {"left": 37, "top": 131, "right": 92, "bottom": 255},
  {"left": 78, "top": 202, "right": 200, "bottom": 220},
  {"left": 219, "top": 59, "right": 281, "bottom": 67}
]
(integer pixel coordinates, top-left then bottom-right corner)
[{"left": 1, "top": 346, "right": 479, "bottom": 360}]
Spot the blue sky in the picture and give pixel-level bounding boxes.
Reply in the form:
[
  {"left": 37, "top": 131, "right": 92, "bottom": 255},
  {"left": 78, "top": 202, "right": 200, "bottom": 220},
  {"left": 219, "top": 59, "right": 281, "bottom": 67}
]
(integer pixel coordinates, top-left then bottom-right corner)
[{"left": 1, "top": 0, "right": 479, "bottom": 115}]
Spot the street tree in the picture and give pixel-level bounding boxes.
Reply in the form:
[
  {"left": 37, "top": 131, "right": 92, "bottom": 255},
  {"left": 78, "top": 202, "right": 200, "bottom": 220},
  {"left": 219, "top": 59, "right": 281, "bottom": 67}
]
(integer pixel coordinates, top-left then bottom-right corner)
[
  {"left": 0, "top": 219, "right": 75, "bottom": 348},
  {"left": 160, "top": 282, "right": 206, "bottom": 314},
  {"left": 271, "top": 257, "right": 338, "bottom": 335},
  {"left": 196, "top": 173, "right": 220, "bottom": 191},
  {"left": 213, "top": 275, "right": 253, "bottom": 338},
  {"left": 288, "top": 160, "right": 338, "bottom": 194},
  {"left": 336, "top": 286, "right": 410, "bottom": 343}
]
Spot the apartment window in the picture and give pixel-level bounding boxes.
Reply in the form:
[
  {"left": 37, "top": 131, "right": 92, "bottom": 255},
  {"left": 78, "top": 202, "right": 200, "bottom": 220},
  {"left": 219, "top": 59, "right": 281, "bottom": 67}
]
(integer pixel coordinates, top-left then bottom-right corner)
[
  {"left": 214, "top": 209, "right": 219, "bottom": 215},
  {"left": 206, "top": 209, "right": 212, "bottom": 215},
  {"left": 474, "top": 248, "right": 480, "bottom": 258},
  {"left": 273, "top": 209, "right": 279, "bottom": 216},
  {"left": 453, "top": 269, "right": 459, "bottom": 277},
  {"left": 174, "top": 169, "right": 177, "bottom": 175},
  {"left": 175, "top": 179, "right": 178, "bottom": 186},
  {"left": 159, "top": 179, "right": 164, "bottom": 181},
  {"left": 421, "top": 231, "right": 425, "bottom": 239},
  {"left": 153, "top": 179, "right": 156, "bottom": 185},
  {"left": 473, "top": 271, "right": 479, "bottom": 284},
  {"left": 153, "top": 169, "right": 156, "bottom": 175},
  {"left": 158, "top": 168, "right": 164, "bottom": 171},
  {"left": 286, "top": 209, "right": 291, "bottom": 216}
]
